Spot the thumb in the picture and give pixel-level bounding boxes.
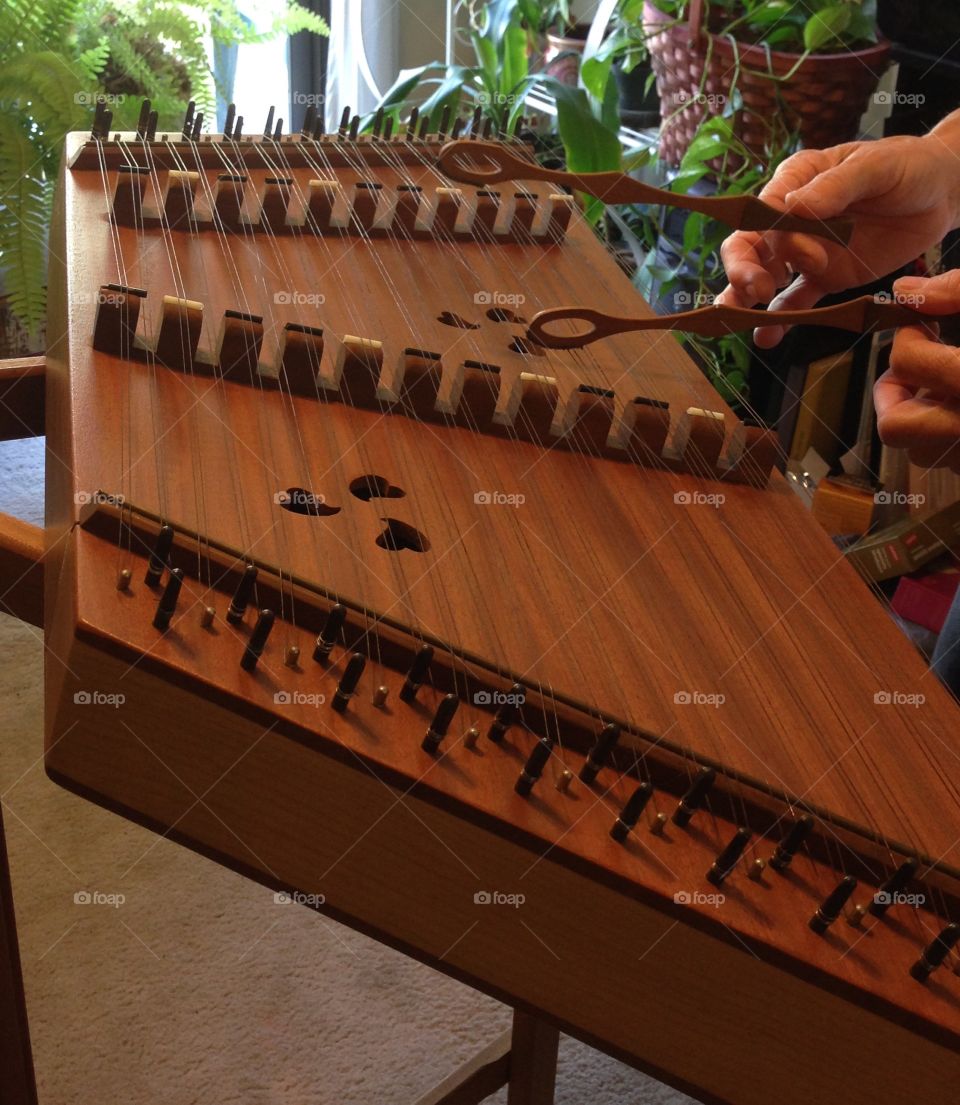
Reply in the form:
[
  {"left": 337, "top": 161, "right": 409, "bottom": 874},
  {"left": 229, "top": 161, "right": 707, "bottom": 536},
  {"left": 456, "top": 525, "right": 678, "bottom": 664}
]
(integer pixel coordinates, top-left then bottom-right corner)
[{"left": 893, "top": 270, "right": 960, "bottom": 315}]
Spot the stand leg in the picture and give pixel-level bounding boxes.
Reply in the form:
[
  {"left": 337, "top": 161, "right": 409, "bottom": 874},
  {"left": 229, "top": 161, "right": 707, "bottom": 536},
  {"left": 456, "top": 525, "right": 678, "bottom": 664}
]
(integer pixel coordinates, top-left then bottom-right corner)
[
  {"left": 506, "top": 1011, "right": 559, "bottom": 1105},
  {"left": 0, "top": 802, "right": 38, "bottom": 1105}
]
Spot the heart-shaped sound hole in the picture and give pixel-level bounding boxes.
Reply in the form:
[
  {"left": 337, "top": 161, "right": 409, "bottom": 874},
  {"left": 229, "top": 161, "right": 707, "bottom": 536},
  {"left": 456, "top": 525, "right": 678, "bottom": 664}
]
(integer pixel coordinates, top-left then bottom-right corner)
[
  {"left": 349, "top": 474, "right": 405, "bottom": 501},
  {"left": 277, "top": 488, "right": 341, "bottom": 516},
  {"left": 376, "top": 519, "right": 430, "bottom": 553},
  {"left": 437, "top": 311, "right": 479, "bottom": 329}
]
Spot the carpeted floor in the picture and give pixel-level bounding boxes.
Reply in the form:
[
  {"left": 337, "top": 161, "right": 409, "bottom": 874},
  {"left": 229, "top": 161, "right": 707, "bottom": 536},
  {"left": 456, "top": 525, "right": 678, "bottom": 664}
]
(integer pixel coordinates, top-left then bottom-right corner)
[{"left": 0, "top": 438, "right": 694, "bottom": 1105}]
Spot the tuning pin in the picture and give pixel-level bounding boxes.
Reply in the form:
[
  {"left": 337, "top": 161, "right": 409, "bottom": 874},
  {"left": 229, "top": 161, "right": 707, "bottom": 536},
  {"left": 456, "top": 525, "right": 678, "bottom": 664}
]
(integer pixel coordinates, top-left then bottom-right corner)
[
  {"left": 470, "top": 105, "right": 483, "bottom": 138},
  {"left": 200, "top": 606, "right": 215, "bottom": 629},
  {"left": 749, "top": 857, "right": 766, "bottom": 881},
  {"left": 117, "top": 567, "right": 132, "bottom": 592},
  {"left": 399, "top": 646, "right": 433, "bottom": 703},
  {"left": 240, "top": 609, "right": 275, "bottom": 672},
  {"left": 136, "top": 99, "right": 151, "bottom": 139},
  {"left": 451, "top": 115, "right": 465, "bottom": 140},
  {"left": 145, "top": 524, "right": 174, "bottom": 586},
  {"left": 706, "top": 827, "right": 752, "bottom": 886},
  {"left": 482, "top": 116, "right": 493, "bottom": 139},
  {"left": 312, "top": 115, "right": 324, "bottom": 141},
  {"left": 152, "top": 568, "right": 184, "bottom": 631},
  {"left": 313, "top": 603, "right": 346, "bottom": 662},
  {"left": 556, "top": 769, "right": 573, "bottom": 793},
  {"left": 810, "top": 876, "right": 858, "bottom": 935},
  {"left": 868, "top": 858, "right": 919, "bottom": 918},
  {"left": 422, "top": 694, "right": 460, "bottom": 754},
  {"left": 910, "top": 923, "right": 960, "bottom": 982},
  {"left": 650, "top": 811, "right": 668, "bottom": 835},
  {"left": 580, "top": 723, "right": 621, "bottom": 785},
  {"left": 672, "top": 766, "right": 716, "bottom": 828},
  {"left": 146, "top": 110, "right": 158, "bottom": 142},
  {"left": 285, "top": 645, "right": 300, "bottom": 668},
  {"left": 487, "top": 683, "right": 525, "bottom": 744},
  {"left": 302, "top": 104, "right": 317, "bottom": 136},
  {"left": 418, "top": 115, "right": 430, "bottom": 140},
  {"left": 331, "top": 652, "right": 366, "bottom": 713},
  {"left": 512, "top": 115, "right": 524, "bottom": 139},
  {"left": 182, "top": 100, "right": 196, "bottom": 140},
  {"left": 264, "top": 105, "right": 275, "bottom": 137},
  {"left": 101, "top": 108, "right": 114, "bottom": 137},
  {"left": 348, "top": 115, "right": 360, "bottom": 141},
  {"left": 227, "top": 564, "right": 258, "bottom": 625},
  {"left": 515, "top": 736, "right": 555, "bottom": 797},
  {"left": 610, "top": 783, "right": 654, "bottom": 843},
  {"left": 91, "top": 99, "right": 106, "bottom": 140},
  {"left": 383, "top": 116, "right": 394, "bottom": 141},
  {"left": 437, "top": 104, "right": 452, "bottom": 140},
  {"left": 191, "top": 112, "right": 203, "bottom": 142},
  {"left": 233, "top": 115, "right": 244, "bottom": 140},
  {"left": 223, "top": 103, "right": 236, "bottom": 140},
  {"left": 338, "top": 106, "right": 350, "bottom": 139},
  {"left": 405, "top": 106, "right": 419, "bottom": 141},
  {"left": 372, "top": 685, "right": 389, "bottom": 708},
  {"left": 768, "top": 814, "right": 814, "bottom": 872},
  {"left": 371, "top": 106, "right": 384, "bottom": 139},
  {"left": 463, "top": 725, "right": 480, "bottom": 750},
  {"left": 273, "top": 117, "right": 283, "bottom": 140}
]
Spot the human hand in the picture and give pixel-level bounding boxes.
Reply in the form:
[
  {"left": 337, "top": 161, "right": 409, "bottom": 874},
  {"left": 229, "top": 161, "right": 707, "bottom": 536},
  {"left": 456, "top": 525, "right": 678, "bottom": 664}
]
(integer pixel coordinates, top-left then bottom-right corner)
[
  {"left": 716, "top": 131, "right": 960, "bottom": 347},
  {"left": 874, "top": 270, "right": 960, "bottom": 472}
]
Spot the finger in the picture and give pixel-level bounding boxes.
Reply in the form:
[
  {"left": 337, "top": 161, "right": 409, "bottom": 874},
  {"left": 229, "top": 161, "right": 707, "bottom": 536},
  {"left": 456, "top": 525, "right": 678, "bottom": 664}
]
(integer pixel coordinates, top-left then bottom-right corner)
[
  {"left": 715, "top": 283, "right": 756, "bottom": 308},
  {"left": 875, "top": 392, "right": 960, "bottom": 468},
  {"left": 873, "top": 370, "right": 916, "bottom": 422},
  {"left": 893, "top": 270, "right": 960, "bottom": 315},
  {"left": 720, "top": 232, "right": 773, "bottom": 303},
  {"left": 782, "top": 146, "right": 900, "bottom": 220},
  {"left": 889, "top": 326, "right": 960, "bottom": 395},
  {"left": 752, "top": 276, "right": 827, "bottom": 349},
  {"left": 757, "top": 148, "right": 840, "bottom": 209}
]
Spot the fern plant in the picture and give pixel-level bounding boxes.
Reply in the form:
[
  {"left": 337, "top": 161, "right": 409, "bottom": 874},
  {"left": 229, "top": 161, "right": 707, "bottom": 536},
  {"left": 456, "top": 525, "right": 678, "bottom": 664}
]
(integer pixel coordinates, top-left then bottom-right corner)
[{"left": 0, "top": 0, "right": 327, "bottom": 342}]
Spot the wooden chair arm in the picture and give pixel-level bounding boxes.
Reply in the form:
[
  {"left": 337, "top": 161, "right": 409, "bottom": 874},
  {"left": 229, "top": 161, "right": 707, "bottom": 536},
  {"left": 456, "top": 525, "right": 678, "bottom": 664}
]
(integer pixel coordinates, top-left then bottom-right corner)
[
  {"left": 0, "top": 514, "right": 44, "bottom": 628},
  {"left": 0, "top": 356, "right": 45, "bottom": 626}
]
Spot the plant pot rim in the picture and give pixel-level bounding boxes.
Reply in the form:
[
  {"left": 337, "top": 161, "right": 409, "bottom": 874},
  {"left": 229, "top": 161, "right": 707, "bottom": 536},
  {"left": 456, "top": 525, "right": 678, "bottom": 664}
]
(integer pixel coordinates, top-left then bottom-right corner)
[
  {"left": 546, "top": 22, "right": 592, "bottom": 45},
  {"left": 642, "top": 1, "right": 891, "bottom": 68}
]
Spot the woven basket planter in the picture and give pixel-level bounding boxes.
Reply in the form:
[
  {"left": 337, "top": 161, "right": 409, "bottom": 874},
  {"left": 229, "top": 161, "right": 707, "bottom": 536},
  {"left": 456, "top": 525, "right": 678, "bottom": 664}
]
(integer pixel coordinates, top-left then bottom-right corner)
[{"left": 644, "top": 0, "right": 891, "bottom": 167}]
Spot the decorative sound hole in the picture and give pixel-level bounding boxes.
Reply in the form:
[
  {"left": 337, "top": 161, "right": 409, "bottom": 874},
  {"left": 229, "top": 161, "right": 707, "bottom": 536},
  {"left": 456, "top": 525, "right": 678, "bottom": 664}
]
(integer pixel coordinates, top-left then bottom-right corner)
[
  {"left": 277, "top": 488, "right": 341, "bottom": 516},
  {"left": 349, "top": 474, "right": 406, "bottom": 501},
  {"left": 508, "top": 337, "right": 545, "bottom": 357},
  {"left": 437, "top": 311, "right": 479, "bottom": 330},
  {"left": 376, "top": 519, "right": 430, "bottom": 553},
  {"left": 487, "top": 307, "right": 527, "bottom": 324}
]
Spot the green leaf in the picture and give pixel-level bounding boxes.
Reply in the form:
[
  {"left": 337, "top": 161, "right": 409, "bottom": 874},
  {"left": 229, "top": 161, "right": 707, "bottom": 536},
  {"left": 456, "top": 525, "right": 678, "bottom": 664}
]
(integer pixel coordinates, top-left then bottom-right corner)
[{"left": 803, "top": 5, "right": 853, "bottom": 51}]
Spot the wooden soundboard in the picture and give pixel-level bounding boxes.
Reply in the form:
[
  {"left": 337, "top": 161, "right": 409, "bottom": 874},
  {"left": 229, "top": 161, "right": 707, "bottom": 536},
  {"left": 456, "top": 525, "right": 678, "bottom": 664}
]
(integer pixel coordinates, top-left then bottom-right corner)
[{"left": 41, "top": 123, "right": 960, "bottom": 1105}]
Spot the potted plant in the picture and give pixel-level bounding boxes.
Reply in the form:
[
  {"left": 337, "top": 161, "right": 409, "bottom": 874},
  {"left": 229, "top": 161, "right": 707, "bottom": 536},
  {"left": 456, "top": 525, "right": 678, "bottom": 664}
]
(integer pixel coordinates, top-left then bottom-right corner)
[
  {"left": 542, "top": 2, "right": 593, "bottom": 86},
  {"left": 0, "top": 0, "right": 326, "bottom": 351},
  {"left": 642, "top": 0, "right": 889, "bottom": 166}
]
